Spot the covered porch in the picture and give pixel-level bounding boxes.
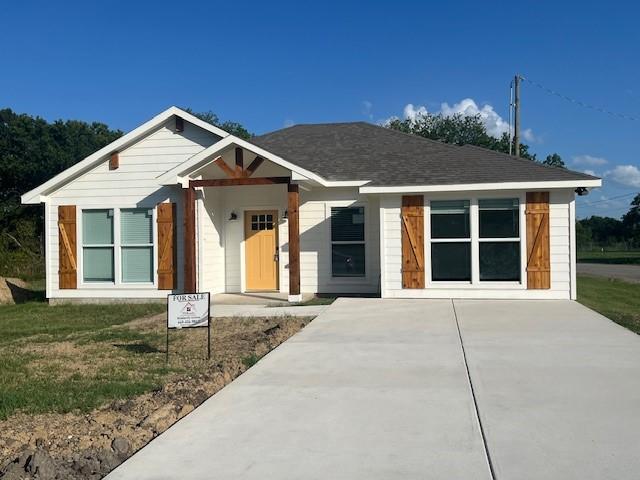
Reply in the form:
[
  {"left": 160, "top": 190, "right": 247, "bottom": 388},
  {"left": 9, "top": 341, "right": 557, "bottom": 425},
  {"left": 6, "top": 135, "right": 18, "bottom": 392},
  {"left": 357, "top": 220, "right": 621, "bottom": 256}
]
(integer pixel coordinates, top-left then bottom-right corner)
[{"left": 162, "top": 139, "right": 306, "bottom": 302}]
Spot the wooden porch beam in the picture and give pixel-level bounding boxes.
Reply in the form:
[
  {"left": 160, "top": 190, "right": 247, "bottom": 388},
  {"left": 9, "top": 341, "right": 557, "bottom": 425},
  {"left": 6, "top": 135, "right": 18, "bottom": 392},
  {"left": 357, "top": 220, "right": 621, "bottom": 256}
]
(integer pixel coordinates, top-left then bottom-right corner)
[
  {"left": 235, "top": 147, "right": 243, "bottom": 177},
  {"left": 190, "top": 177, "right": 290, "bottom": 188},
  {"left": 183, "top": 186, "right": 197, "bottom": 293},
  {"left": 287, "top": 183, "right": 301, "bottom": 300},
  {"left": 213, "top": 156, "right": 237, "bottom": 178},
  {"left": 244, "top": 156, "right": 264, "bottom": 177}
]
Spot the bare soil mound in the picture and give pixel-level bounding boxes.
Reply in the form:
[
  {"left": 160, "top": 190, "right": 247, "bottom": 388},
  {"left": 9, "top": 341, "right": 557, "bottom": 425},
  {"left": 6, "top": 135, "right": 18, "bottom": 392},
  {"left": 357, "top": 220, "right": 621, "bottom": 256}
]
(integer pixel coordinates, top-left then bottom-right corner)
[{"left": 0, "top": 277, "right": 30, "bottom": 305}]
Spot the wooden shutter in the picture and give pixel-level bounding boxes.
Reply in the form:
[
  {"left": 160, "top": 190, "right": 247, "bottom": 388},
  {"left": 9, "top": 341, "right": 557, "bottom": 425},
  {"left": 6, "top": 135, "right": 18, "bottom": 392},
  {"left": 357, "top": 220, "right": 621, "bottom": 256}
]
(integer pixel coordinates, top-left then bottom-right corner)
[
  {"left": 58, "top": 205, "right": 77, "bottom": 289},
  {"left": 157, "top": 203, "right": 177, "bottom": 290},
  {"left": 526, "top": 192, "right": 550, "bottom": 289},
  {"left": 401, "top": 195, "right": 425, "bottom": 289}
]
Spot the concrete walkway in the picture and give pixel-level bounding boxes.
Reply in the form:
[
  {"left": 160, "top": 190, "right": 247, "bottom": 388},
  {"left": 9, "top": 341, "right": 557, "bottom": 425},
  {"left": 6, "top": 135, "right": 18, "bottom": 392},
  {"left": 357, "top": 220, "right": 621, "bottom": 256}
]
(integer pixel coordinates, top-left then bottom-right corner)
[
  {"left": 212, "top": 304, "right": 327, "bottom": 318},
  {"left": 577, "top": 262, "right": 640, "bottom": 283},
  {"left": 108, "top": 299, "right": 640, "bottom": 479}
]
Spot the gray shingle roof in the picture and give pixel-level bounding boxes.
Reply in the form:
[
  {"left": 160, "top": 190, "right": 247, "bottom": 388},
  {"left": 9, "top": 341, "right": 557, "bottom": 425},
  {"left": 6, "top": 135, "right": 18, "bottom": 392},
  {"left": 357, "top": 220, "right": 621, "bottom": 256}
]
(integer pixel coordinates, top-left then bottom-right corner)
[{"left": 251, "top": 122, "right": 598, "bottom": 187}]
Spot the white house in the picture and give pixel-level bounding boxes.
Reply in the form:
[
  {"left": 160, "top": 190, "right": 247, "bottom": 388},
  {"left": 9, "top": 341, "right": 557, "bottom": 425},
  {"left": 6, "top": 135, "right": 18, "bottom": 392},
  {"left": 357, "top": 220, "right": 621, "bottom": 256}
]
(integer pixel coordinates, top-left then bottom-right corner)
[{"left": 21, "top": 107, "right": 601, "bottom": 303}]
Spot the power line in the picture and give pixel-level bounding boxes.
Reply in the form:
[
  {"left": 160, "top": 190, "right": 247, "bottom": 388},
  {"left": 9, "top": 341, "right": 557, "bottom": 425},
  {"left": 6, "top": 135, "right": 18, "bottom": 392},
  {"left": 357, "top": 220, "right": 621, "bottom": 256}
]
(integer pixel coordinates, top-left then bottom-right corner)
[
  {"left": 578, "top": 191, "right": 637, "bottom": 206},
  {"left": 521, "top": 76, "right": 639, "bottom": 121}
]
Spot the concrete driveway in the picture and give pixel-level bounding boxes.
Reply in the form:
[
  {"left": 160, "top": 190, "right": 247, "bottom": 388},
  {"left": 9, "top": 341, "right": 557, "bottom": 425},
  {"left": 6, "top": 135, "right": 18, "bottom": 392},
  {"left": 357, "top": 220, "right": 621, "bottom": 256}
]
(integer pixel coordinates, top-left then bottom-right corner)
[{"left": 108, "top": 299, "right": 640, "bottom": 480}]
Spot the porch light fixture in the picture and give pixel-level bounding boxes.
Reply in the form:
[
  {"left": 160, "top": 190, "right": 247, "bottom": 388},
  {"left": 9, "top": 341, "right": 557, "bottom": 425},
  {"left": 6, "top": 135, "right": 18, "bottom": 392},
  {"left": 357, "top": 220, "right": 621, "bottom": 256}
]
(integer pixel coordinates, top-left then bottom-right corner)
[
  {"left": 283, "top": 209, "right": 288, "bottom": 219},
  {"left": 229, "top": 212, "right": 238, "bottom": 221}
]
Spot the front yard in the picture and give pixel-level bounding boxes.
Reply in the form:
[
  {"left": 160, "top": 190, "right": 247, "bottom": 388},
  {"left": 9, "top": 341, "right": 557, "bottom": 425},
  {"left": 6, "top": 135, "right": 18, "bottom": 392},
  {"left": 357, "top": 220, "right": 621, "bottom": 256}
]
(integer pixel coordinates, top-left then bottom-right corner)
[
  {"left": 0, "top": 293, "right": 311, "bottom": 478},
  {"left": 577, "top": 275, "right": 640, "bottom": 334}
]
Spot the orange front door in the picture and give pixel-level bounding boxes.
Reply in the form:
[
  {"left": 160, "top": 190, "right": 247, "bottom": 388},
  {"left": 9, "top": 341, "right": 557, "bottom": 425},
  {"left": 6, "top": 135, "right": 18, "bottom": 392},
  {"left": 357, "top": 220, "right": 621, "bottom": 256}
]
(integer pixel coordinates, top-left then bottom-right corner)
[{"left": 245, "top": 210, "right": 279, "bottom": 291}]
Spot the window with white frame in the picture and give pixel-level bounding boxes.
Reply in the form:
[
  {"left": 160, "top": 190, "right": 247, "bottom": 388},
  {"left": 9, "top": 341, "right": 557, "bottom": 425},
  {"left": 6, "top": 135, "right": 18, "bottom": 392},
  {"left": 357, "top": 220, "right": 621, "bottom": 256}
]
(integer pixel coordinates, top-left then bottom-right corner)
[
  {"left": 430, "top": 200, "right": 471, "bottom": 281},
  {"left": 121, "top": 209, "right": 154, "bottom": 283},
  {"left": 81, "top": 208, "right": 154, "bottom": 284},
  {"left": 82, "top": 209, "right": 115, "bottom": 282},
  {"left": 478, "top": 198, "right": 520, "bottom": 281},
  {"left": 331, "top": 206, "right": 365, "bottom": 277}
]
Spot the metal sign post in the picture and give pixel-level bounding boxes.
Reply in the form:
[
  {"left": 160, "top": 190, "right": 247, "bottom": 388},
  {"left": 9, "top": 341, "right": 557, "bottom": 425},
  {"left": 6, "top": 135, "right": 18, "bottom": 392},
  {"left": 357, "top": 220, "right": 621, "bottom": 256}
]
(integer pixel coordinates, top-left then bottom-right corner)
[{"left": 166, "top": 292, "right": 211, "bottom": 363}]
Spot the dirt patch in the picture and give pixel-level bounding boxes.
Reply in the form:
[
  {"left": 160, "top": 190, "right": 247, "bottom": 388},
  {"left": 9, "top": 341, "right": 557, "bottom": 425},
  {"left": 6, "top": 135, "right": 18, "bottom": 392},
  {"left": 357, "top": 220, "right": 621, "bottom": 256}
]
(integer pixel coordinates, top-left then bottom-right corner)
[
  {"left": 0, "top": 277, "right": 30, "bottom": 305},
  {"left": 0, "top": 315, "right": 312, "bottom": 479}
]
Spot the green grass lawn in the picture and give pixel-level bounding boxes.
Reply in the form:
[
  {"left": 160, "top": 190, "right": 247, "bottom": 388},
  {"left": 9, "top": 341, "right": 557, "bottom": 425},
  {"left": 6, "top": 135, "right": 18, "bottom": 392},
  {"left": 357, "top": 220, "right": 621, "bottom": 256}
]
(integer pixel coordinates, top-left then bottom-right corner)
[
  {"left": 0, "top": 301, "right": 166, "bottom": 419},
  {"left": 577, "top": 250, "right": 640, "bottom": 265},
  {"left": 577, "top": 275, "right": 640, "bottom": 334}
]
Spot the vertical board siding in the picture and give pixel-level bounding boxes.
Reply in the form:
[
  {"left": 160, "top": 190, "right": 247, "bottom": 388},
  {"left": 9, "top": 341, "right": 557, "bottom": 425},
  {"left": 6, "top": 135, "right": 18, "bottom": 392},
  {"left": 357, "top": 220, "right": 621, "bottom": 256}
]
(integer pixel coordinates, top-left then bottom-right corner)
[
  {"left": 57, "top": 205, "right": 77, "bottom": 289},
  {"left": 526, "top": 191, "right": 551, "bottom": 289},
  {"left": 401, "top": 195, "right": 425, "bottom": 289},
  {"left": 46, "top": 119, "right": 219, "bottom": 298},
  {"left": 157, "top": 203, "right": 176, "bottom": 290}
]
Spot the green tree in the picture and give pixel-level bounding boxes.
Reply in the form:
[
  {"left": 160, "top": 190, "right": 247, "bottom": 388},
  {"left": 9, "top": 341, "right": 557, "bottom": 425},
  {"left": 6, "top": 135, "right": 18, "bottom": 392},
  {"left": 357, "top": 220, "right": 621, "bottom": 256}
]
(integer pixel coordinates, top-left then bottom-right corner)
[
  {"left": 575, "top": 221, "right": 593, "bottom": 250},
  {"left": 386, "top": 113, "right": 537, "bottom": 160},
  {"left": 578, "top": 216, "right": 625, "bottom": 247},
  {"left": 184, "top": 109, "right": 252, "bottom": 139},
  {"left": 542, "top": 153, "right": 566, "bottom": 168},
  {"left": 622, "top": 194, "right": 640, "bottom": 247},
  {"left": 0, "top": 108, "right": 122, "bottom": 277}
]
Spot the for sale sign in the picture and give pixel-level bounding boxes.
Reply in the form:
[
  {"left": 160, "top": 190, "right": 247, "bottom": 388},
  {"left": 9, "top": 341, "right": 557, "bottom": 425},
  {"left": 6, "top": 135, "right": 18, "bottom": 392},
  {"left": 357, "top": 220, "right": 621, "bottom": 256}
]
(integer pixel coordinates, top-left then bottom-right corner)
[{"left": 167, "top": 293, "right": 210, "bottom": 329}]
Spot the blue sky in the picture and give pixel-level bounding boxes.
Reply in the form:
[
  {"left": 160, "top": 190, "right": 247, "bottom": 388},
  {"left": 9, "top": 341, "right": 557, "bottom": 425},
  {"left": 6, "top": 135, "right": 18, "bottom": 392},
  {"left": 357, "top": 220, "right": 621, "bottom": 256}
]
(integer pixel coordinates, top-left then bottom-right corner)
[{"left": 2, "top": 0, "right": 638, "bottom": 218}]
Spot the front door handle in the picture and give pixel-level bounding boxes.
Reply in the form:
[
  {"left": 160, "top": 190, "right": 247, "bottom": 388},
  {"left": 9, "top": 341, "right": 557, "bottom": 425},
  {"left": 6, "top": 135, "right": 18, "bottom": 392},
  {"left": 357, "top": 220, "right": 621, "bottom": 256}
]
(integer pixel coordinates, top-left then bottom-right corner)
[{"left": 274, "top": 247, "right": 279, "bottom": 262}]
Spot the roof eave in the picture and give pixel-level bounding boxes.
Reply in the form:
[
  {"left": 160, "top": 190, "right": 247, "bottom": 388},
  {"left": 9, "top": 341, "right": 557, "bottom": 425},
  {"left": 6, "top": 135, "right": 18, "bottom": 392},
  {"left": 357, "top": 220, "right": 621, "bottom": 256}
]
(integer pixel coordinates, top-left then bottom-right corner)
[{"left": 359, "top": 178, "right": 602, "bottom": 194}]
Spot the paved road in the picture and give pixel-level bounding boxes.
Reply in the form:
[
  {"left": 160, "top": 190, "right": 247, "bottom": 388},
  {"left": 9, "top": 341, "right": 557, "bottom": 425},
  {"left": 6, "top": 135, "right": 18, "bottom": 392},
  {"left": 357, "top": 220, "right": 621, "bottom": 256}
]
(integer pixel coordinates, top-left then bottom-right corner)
[
  {"left": 577, "top": 262, "right": 640, "bottom": 283},
  {"left": 108, "top": 299, "right": 640, "bottom": 479}
]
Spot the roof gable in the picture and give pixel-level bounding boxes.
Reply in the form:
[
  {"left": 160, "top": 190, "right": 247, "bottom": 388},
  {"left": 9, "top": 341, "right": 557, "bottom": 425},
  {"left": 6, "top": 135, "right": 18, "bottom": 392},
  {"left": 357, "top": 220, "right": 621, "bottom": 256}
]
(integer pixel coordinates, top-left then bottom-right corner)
[{"left": 21, "top": 107, "right": 230, "bottom": 204}]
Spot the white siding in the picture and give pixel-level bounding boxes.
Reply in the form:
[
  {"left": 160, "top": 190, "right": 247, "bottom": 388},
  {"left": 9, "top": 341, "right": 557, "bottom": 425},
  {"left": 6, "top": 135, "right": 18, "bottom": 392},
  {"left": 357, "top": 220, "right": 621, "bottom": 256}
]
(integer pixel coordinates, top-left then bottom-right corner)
[
  {"left": 46, "top": 119, "right": 220, "bottom": 299},
  {"left": 197, "top": 184, "right": 380, "bottom": 294},
  {"left": 200, "top": 189, "right": 225, "bottom": 294},
  {"left": 380, "top": 189, "right": 576, "bottom": 299}
]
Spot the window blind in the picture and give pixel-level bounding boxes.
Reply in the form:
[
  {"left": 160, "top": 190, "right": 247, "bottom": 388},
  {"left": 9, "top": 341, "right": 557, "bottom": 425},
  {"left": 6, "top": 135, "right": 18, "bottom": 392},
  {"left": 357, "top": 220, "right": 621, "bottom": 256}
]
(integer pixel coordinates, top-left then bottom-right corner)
[{"left": 121, "top": 209, "right": 153, "bottom": 283}]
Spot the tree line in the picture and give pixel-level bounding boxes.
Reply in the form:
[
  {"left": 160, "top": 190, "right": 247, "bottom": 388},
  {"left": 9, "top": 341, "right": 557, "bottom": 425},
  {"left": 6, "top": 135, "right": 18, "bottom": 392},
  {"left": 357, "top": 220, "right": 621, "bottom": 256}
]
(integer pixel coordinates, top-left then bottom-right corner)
[{"left": 577, "top": 196, "right": 640, "bottom": 251}]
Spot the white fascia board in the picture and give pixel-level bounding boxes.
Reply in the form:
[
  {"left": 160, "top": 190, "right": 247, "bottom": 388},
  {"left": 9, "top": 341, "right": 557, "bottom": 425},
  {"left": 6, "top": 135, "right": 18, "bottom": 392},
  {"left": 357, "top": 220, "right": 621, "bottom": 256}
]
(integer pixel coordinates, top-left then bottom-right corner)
[
  {"left": 359, "top": 179, "right": 602, "bottom": 194},
  {"left": 21, "top": 106, "right": 230, "bottom": 204},
  {"left": 159, "top": 135, "right": 369, "bottom": 188},
  {"left": 169, "top": 106, "right": 230, "bottom": 138}
]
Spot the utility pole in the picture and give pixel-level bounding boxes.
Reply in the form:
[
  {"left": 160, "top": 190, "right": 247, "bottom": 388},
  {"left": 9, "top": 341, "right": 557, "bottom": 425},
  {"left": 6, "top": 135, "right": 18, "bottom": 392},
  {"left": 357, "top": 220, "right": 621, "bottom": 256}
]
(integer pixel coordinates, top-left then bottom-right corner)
[{"left": 513, "top": 74, "right": 520, "bottom": 157}]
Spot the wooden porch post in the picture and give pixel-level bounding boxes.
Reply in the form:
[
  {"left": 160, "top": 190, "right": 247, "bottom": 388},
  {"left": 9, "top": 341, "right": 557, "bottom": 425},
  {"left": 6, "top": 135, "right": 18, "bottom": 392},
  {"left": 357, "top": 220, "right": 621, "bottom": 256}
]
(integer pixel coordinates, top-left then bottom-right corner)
[
  {"left": 287, "top": 183, "right": 301, "bottom": 302},
  {"left": 183, "top": 185, "right": 197, "bottom": 293}
]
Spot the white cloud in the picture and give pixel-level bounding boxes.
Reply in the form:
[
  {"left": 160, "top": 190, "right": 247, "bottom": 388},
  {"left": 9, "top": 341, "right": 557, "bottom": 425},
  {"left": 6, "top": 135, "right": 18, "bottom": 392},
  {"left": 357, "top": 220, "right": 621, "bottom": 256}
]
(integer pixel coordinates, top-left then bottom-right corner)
[
  {"left": 389, "top": 98, "right": 528, "bottom": 140},
  {"left": 522, "top": 129, "right": 536, "bottom": 142},
  {"left": 283, "top": 119, "right": 294, "bottom": 128},
  {"left": 572, "top": 155, "right": 608, "bottom": 167},
  {"left": 439, "top": 98, "right": 511, "bottom": 139},
  {"left": 403, "top": 103, "right": 428, "bottom": 122},
  {"left": 362, "top": 100, "right": 373, "bottom": 120},
  {"left": 606, "top": 165, "right": 640, "bottom": 188},
  {"left": 583, "top": 169, "right": 597, "bottom": 177}
]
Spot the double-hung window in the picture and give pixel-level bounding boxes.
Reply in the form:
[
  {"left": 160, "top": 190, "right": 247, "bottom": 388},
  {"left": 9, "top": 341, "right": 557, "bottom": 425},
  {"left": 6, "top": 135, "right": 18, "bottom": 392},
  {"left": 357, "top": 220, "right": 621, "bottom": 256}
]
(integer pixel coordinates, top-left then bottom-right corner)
[
  {"left": 430, "top": 200, "right": 471, "bottom": 281},
  {"left": 121, "top": 209, "right": 154, "bottom": 283},
  {"left": 331, "top": 206, "right": 365, "bottom": 277},
  {"left": 81, "top": 208, "right": 154, "bottom": 284},
  {"left": 478, "top": 199, "right": 520, "bottom": 281},
  {"left": 82, "top": 209, "right": 115, "bottom": 282}
]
